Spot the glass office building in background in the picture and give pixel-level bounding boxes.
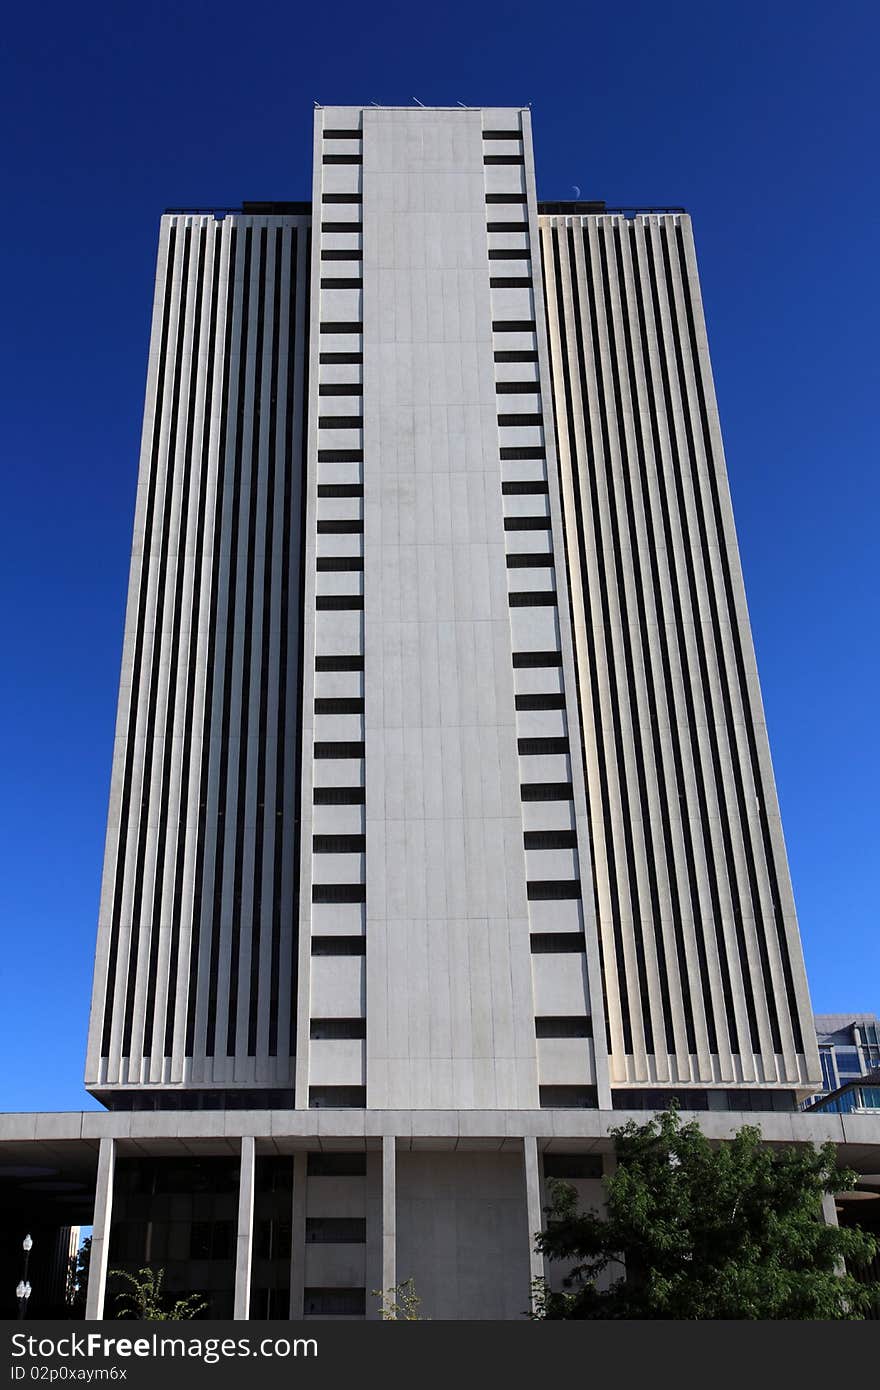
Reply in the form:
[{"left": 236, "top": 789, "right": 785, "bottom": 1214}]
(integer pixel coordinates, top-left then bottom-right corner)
[{"left": 807, "top": 1015, "right": 880, "bottom": 1116}]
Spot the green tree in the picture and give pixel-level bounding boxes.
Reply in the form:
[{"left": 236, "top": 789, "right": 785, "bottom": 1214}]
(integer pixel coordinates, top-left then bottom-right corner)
[
  {"left": 69, "top": 1236, "right": 91, "bottom": 1313},
  {"left": 532, "top": 1106, "right": 879, "bottom": 1319},
  {"left": 372, "top": 1277, "right": 429, "bottom": 1320},
  {"left": 109, "top": 1267, "right": 207, "bottom": 1320}
]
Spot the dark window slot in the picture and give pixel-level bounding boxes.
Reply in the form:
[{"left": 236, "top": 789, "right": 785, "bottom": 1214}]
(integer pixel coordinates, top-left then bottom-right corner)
[
  {"left": 322, "top": 154, "right": 362, "bottom": 165},
  {"left": 509, "top": 591, "right": 557, "bottom": 607},
  {"left": 520, "top": 782, "right": 572, "bottom": 800},
  {"left": 507, "top": 553, "right": 554, "bottom": 568},
  {"left": 313, "top": 834, "right": 366, "bottom": 853},
  {"left": 314, "top": 698, "right": 364, "bottom": 714},
  {"left": 316, "top": 519, "right": 363, "bottom": 532},
  {"left": 315, "top": 595, "right": 364, "bottom": 611},
  {"left": 498, "top": 413, "right": 543, "bottom": 427},
  {"left": 306, "top": 1216, "right": 366, "bottom": 1244},
  {"left": 484, "top": 154, "right": 525, "bottom": 165},
  {"left": 539, "top": 1086, "right": 598, "bottom": 1109},
  {"left": 486, "top": 193, "right": 527, "bottom": 204},
  {"left": 318, "top": 416, "right": 362, "bottom": 429},
  {"left": 487, "top": 221, "right": 529, "bottom": 232},
  {"left": 315, "top": 655, "right": 364, "bottom": 671},
  {"left": 494, "top": 350, "right": 538, "bottom": 361},
  {"left": 319, "top": 351, "right": 363, "bottom": 363},
  {"left": 491, "top": 276, "right": 533, "bottom": 287},
  {"left": 321, "top": 193, "right": 363, "bottom": 204},
  {"left": 502, "top": 480, "right": 548, "bottom": 494},
  {"left": 310, "top": 1017, "right": 366, "bottom": 1040},
  {"left": 318, "top": 482, "right": 363, "bottom": 497},
  {"left": 504, "top": 516, "right": 550, "bottom": 530},
  {"left": 320, "top": 277, "right": 363, "bottom": 289},
  {"left": 542, "top": 1150, "right": 603, "bottom": 1173},
  {"left": 527, "top": 880, "right": 581, "bottom": 900},
  {"left": 313, "top": 741, "right": 365, "bottom": 759},
  {"left": 308, "top": 1088, "right": 367, "bottom": 1110},
  {"left": 492, "top": 319, "right": 536, "bottom": 331},
  {"left": 310, "top": 934, "right": 364, "bottom": 956},
  {"left": 311, "top": 885, "right": 366, "bottom": 905},
  {"left": 496, "top": 380, "right": 541, "bottom": 393},
  {"left": 302, "top": 1286, "right": 366, "bottom": 1315},
  {"left": 525, "top": 829, "right": 577, "bottom": 848},
  {"left": 314, "top": 786, "right": 366, "bottom": 804},
  {"left": 514, "top": 695, "right": 561, "bottom": 717},
  {"left": 323, "top": 129, "right": 363, "bottom": 139},
  {"left": 489, "top": 249, "right": 531, "bottom": 260},
  {"left": 531, "top": 933, "right": 586, "bottom": 952},
  {"left": 316, "top": 556, "right": 364, "bottom": 571},
  {"left": 536, "top": 1019, "right": 594, "bottom": 1042},
  {"left": 307, "top": 1152, "right": 367, "bottom": 1176},
  {"left": 500, "top": 446, "right": 545, "bottom": 460},
  {"left": 519, "top": 736, "right": 569, "bottom": 754},
  {"left": 321, "top": 250, "right": 364, "bottom": 261},
  {"left": 482, "top": 129, "right": 523, "bottom": 139},
  {"left": 516, "top": 694, "right": 566, "bottom": 712},
  {"left": 512, "top": 651, "right": 561, "bottom": 667},
  {"left": 320, "top": 223, "right": 363, "bottom": 233},
  {"left": 320, "top": 381, "right": 364, "bottom": 394},
  {"left": 319, "top": 322, "right": 363, "bottom": 333}
]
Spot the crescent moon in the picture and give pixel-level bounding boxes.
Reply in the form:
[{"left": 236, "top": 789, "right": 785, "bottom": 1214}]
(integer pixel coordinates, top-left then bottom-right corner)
[{"left": 572, "top": 184, "right": 581, "bottom": 198}]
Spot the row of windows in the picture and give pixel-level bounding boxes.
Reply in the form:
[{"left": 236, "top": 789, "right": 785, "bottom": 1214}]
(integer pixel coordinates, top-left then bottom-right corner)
[
  {"left": 316, "top": 234, "right": 365, "bottom": 958},
  {"left": 309, "top": 1015, "right": 590, "bottom": 1039},
  {"left": 311, "top": 811, "right": 581, "bottom": 843},
  {"left": 310, "top": 928, "right": 586, "bottom": 954}
]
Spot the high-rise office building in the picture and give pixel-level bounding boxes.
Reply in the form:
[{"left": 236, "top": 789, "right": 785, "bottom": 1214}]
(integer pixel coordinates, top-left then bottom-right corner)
[
  {"left": 87, "top": 103, "right": 819, "bottom": 1115},
  {"left": 0, "top": 101, "right": 842, "bottom": 1321}
]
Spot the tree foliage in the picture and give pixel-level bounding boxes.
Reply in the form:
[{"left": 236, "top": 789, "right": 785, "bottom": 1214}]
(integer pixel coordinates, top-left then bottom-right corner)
[
  {"left": 68, "top": 1236, "right": 91, "bottom": 1312},
  {"left": 533, "top": 1107, "right": 880, "bottom": 1319},
  {"left": 109, "top": 1267, "right": 207, "bottom": 1320},
  {"left": 372, "top": 1277, "right": 429, "bottom": 1320}
]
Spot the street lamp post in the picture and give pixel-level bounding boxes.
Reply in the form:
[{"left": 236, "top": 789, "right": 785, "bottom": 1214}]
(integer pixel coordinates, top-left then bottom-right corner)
[{"left": 17, "top": 1235, "right": 33, "bottom": 1320}]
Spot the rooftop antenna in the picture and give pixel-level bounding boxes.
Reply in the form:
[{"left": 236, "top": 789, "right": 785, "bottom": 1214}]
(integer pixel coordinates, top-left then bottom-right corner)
[{"left": 412, "top": 97, "right": 425, "bottom": 106}]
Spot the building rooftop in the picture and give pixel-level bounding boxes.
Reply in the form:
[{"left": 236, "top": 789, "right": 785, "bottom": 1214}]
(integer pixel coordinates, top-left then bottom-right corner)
[{"left": 163, "top": 200, "right": 687, "bottom": 217}]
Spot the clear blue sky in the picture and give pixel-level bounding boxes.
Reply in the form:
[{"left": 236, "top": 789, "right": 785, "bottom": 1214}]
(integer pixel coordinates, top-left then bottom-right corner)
[{"left": 0, "top": 1, "right": 877, "bottom": 1112}]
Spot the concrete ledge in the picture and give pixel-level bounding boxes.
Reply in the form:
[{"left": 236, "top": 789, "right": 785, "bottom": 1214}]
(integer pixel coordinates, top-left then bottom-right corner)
[{"left": 2, "top": 1107, "right": 878, "bottom": 1155}]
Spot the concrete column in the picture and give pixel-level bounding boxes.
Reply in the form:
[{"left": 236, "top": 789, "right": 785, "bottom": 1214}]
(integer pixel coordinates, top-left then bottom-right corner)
[
  {"left": 233, "top": 1137, "right": 256, "bottom": 1320},
  {"left": 523, "top": 1136, "right": 545, "bottom": 1306},
  {"left": 289, "top": 1152, "right": 307, "bottom": 1317},
  {"left": 381, "top": 1135, "right": 396, "bottom": 1306},
  {"left": 85, "top": 1136, "right": 115, "bottom": 1320},
  {"left": 821, "top": 1191, "right": 840, "bottom": 1227},
  {"left": 820, "top": 1191, "right": 847, "bottom": 1278}
]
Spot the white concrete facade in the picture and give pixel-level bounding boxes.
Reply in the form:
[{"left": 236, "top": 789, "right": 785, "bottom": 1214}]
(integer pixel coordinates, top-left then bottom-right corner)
[
  {"left": 85, "top": 105, "right": 818, "bottom": 1117},
  {"left": 540, "top": 213, "right": 819, "bottom": 1093},
  {"left": 86, "top": 213, "right": 310, "bottom": 1095},
  {"left": 292, "top": 106, "right": 607, "bottom": 1115}
]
